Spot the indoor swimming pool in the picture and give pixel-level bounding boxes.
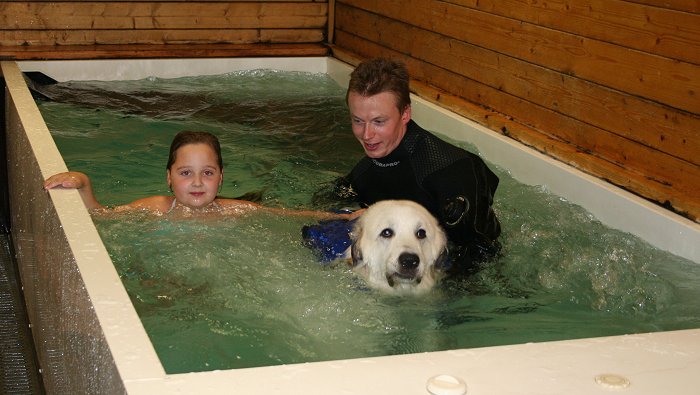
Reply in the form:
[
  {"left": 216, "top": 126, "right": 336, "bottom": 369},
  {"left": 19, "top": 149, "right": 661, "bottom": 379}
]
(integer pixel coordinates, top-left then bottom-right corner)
[
  {"left": 34, "top": 71, "right": 700, "bottom": 374},
  {"left": 4, "top": 57, "right": 700, "bottom": 394}
]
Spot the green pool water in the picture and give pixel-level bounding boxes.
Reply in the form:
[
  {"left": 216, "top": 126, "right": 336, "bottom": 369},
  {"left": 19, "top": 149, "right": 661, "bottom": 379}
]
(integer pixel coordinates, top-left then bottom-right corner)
[{"left": 36, "top": 70, "right": 700, "bottom": 374}]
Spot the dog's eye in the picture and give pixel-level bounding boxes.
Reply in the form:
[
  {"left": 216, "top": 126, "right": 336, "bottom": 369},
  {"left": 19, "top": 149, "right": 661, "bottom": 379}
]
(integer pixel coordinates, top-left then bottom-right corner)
[
  {"left": 416, "top": 229, "right": 427, "bottom": 239},
  {"left": 380, "top": 228, "right": 394, "bottom": 238}
]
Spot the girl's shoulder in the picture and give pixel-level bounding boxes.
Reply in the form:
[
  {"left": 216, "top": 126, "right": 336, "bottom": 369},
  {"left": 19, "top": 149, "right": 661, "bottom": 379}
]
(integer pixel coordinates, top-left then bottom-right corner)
[
  {"left": 119, "top": 195, "right": 174, "bottom": 213},
  {"left": 215, "top": 198, "right": 261, "bottom": 210}
]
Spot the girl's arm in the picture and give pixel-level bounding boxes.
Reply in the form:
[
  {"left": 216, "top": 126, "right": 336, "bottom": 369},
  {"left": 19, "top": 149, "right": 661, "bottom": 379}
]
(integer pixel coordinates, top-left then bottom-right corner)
[
  {"left": 121, "top": 195, "right": 173, "bottom": 213},
  {"left": 44, "top": 172, "right": 172, "bottom": 213},
  {"left": 217, "top": 198, "right": 357, "bottom": 220},
  {"left": 44, "top": 171, "right": 105, "bottom": 210}
]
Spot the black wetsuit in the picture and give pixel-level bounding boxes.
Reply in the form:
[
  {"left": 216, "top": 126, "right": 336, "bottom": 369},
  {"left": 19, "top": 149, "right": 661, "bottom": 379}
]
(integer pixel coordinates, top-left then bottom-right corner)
[{"left": 336, "top": 120, "right": 501, "bottom": 272}]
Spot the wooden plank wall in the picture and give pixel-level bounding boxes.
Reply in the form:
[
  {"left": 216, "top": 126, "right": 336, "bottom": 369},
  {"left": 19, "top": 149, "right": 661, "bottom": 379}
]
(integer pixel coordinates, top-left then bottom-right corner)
[
  {"left": 0, "top": 1, "right": 329, "bottom": 58},
  {"left": 332, "top": 0, "right": 700, "bottom": 222},
  {"left": 0, "top": 0, "right": 697, "bottom": 222}
]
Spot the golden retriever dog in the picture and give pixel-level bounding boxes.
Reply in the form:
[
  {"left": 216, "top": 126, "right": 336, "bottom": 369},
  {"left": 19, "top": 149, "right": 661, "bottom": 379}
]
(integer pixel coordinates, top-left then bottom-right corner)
[{"left": 348, "top": 200, "right": 449, "bottom": 295}]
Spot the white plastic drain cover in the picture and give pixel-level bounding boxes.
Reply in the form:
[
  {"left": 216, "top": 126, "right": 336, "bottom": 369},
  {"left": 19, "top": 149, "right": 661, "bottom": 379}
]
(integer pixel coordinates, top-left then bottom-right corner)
[
  {"left": 595, "top": 373, "right": 631, "bottom": 390},
  {"left": 426, "top": 374, "right": 467, "bottom": 395}
]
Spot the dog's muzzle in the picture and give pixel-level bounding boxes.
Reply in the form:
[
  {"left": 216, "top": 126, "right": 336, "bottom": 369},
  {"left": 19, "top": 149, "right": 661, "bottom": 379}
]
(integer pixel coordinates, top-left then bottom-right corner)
[
  {"left": 386, "top": 252, "right": 422, "bottom": 286},
  {"left": 399, "top": 252, "right": 420, "bottom": 271}
]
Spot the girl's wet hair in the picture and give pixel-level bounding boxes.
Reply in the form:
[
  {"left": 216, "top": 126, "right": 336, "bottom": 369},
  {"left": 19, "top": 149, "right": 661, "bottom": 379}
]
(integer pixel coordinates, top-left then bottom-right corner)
[
  {"left": 166, "top": 131, "right": 223, "bottom": 170},
  {"left": 346, "top": 58, "right": 411, "bottom": 113}
]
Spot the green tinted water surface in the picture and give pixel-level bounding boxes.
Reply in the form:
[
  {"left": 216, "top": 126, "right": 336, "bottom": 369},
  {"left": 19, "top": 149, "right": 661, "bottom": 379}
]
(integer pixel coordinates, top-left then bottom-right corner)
[{"left": 37, "top": 70, "right": 700, "bottom": 373}]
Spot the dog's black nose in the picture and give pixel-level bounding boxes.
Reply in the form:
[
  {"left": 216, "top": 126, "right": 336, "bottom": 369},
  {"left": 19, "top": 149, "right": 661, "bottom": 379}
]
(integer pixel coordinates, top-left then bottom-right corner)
[{"left": 399, "top": 252, "right": 420, "bottom": 270}]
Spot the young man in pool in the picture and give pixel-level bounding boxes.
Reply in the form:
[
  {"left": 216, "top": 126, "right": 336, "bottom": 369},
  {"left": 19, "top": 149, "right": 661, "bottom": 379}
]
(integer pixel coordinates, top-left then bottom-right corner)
[{"left": 335, "top": 58, "right": 502, "bottom": 273}]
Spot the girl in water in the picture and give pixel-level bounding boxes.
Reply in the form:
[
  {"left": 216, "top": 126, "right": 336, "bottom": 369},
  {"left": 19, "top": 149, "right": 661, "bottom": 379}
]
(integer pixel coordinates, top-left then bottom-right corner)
[{"left": 44, "top": 130, "right": 341, "bottom": 218}]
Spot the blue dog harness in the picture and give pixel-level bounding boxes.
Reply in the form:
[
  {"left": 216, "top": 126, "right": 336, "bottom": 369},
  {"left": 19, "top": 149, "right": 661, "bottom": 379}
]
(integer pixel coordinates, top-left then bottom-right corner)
[{"left": 302, "top": 218, "right": 357, "bottom": 263}]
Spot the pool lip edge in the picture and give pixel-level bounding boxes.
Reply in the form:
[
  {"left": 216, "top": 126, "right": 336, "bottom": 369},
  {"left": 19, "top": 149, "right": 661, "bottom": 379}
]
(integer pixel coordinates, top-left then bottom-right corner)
[
  {"left": 410, "top": 94, "right": 700, "bottom": 263},
  {"left": 122, "top": 328, "right": 700, "bottom": 395},
  {"left": 3, "top": 59, "right": 167, "bottom": 386},
  {"left": 7, "top": 56, "right": 700, "bottom": 394}
]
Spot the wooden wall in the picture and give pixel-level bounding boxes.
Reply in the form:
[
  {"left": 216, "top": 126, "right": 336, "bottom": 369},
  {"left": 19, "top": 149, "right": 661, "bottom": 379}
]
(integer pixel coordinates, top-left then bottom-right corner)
[
  {"left": 0, "top": 0, "right": 698, "bottom": 222},
  {"left": 331, "top": 0, "right": 700, "bottom": 222},
  {"left": 0, "top": 1, "right": 330, "bottom": 58}
]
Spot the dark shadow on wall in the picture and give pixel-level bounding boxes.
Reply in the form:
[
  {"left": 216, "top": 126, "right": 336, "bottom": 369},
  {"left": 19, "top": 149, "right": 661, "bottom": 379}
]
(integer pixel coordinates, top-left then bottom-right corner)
[
  {"left": 1, "top": 76, "right": 10, "bottom": 234},
  {"left": 0, "top": 76, "right": 45, "bottom": 393}
]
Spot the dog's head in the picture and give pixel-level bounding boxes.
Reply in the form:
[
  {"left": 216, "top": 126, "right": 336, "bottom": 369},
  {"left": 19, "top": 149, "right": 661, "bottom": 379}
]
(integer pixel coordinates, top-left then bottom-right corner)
[{"left": 350, "top": 200, "right": 448, "bottom": 294}]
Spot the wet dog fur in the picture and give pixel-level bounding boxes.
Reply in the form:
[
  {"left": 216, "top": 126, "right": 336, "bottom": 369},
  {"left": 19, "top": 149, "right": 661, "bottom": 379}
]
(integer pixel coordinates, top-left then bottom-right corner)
[{"left": 347, "top": 200, "right": 449, "bottom": 295}]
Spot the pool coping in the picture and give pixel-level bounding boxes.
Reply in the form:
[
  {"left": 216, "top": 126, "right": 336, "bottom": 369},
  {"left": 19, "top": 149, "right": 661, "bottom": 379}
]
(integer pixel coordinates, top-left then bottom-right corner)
[{"left": 4, "top": 56, "right": 700, "bottom": 394}]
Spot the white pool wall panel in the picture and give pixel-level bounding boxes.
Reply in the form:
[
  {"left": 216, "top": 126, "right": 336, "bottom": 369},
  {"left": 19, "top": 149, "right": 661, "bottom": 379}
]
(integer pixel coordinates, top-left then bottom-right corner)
[
  {"left": 3, "top": 60, "right": 164, "bottom": 394},
  {"left": 4, "top": 57, "right": 700, "bottom": 394},
  {"left": 17, "top": 57, "right": 330, "bottom": 82},
  {"left": 410, "top": 97, "right": 700, "bottom": 263}
]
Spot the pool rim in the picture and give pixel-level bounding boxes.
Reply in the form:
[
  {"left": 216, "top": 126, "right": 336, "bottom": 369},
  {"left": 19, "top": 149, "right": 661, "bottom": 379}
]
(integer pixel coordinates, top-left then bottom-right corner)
[{"left": 4, "top": 56, "right": 700, "bottom": 395}]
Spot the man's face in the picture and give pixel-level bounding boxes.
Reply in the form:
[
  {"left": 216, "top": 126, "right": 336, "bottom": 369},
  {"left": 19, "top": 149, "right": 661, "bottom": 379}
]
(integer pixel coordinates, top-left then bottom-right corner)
[{"left": 348, "top": 91, "right": 411, "bottom": 159}]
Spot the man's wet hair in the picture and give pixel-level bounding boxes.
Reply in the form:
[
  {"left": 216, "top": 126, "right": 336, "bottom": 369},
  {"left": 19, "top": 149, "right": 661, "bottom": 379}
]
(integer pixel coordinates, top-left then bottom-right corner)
[{"left": 346, "top": 58, "right": 411, "bottom": 113}]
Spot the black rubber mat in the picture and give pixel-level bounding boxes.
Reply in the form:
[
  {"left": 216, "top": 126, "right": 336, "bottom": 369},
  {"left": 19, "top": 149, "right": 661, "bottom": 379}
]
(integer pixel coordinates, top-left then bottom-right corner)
[{"left": 0, "top": 234, "right": 44, "bottom": 394}]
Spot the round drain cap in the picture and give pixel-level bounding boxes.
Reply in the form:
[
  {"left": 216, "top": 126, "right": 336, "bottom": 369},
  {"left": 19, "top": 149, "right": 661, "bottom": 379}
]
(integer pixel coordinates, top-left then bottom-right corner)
[
  {"left": 426, "top": 374, "right": 467, "bottom": 395},
  {"left": 595, "top": 373, "right": 630, "bottom": 389}
]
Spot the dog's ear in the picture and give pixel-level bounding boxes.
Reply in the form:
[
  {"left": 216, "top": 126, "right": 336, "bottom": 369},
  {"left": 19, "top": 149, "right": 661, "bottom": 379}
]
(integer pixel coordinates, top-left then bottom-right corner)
[
  {"left": 349, "top": 227, "right": 363, "bottom": 267},
  {"left": 434, "top": 248, "right": 452, "bottom": 272},
  {"left": 350, "top": 242, "right": 363, "bottom": 267}
]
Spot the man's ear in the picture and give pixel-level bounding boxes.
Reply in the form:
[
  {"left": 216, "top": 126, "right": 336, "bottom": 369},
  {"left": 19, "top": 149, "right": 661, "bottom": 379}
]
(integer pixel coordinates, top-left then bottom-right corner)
[{"left": 401, "top": 104, "right": 412, "bottom": 124}]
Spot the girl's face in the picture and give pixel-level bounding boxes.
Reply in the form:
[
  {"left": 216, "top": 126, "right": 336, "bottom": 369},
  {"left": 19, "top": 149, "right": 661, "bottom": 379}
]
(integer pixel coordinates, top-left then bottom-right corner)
[
  {"left": 348, "top": 91, "right": 411, "bottom": 159},
  {"left": 167, "top": 143, "right": 223, "bottom": 209}
]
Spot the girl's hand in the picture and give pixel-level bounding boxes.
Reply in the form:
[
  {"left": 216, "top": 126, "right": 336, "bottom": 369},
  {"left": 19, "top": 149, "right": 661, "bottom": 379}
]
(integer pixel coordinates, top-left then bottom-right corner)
[
  {"left": 43, "top": 171, "right": 104, "bottom": 210},
  {"left": 44, "top": 171, "right": 88, "bottom": 190}
]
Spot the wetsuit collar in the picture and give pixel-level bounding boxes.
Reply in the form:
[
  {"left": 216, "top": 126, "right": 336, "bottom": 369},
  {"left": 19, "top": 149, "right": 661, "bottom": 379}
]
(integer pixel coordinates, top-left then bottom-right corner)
[{"left": 370, "top": 120, "right": 418, "bottom": 168}]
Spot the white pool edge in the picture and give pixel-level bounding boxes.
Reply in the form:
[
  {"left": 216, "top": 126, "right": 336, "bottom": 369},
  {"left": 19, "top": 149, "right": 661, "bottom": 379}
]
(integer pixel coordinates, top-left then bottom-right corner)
[
  {"left": 5, "top": 56, "right": 700, "bottom": 394},
  {"left": 410, "top": 97, "right": 700, "bottom": 263}
]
